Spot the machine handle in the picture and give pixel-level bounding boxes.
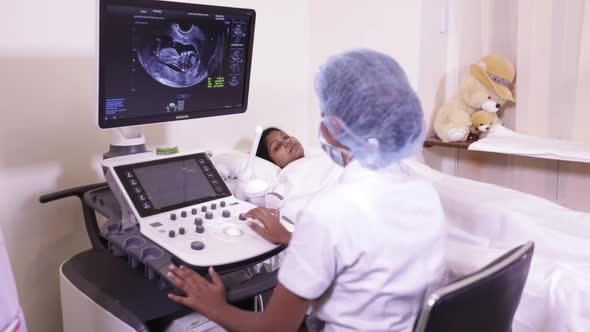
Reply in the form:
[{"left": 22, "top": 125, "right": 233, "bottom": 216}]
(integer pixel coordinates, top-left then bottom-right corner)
[
  {"left": 226, "top": 269, "right": 278, "bottom": 303},
  {"left": 39, "top": 182, "right": 109, "bottom": 251},
  {"left": 39, "top": 182, "right": 108, "bottom": 203}
]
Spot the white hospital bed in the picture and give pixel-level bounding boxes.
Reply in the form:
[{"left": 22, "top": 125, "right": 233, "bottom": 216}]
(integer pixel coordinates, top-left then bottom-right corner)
[{"left": 212, "top": 150, "right": 590, "bottom": 332}]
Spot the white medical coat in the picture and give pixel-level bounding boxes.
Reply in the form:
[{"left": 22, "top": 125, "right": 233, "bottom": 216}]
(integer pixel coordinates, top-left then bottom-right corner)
[
  {"left": 1, "top": 229, "right": 27, "bottom": 332},
  {"left": 278, "top": 161, "right": 446, "bottom": 332}
]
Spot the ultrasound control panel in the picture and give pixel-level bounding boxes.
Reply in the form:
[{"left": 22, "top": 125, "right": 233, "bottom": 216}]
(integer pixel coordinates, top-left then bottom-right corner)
[{"left": 102, "top": 150, "right": 285, "bottom": 267}]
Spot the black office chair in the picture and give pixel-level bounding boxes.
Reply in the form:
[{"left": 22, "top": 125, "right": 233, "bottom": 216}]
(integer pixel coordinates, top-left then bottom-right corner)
[{"left": 414, "top": 241, "right": 534, "bottom": 332}]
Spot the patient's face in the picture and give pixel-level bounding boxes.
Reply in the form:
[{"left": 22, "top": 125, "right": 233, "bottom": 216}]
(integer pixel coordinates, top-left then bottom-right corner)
[{"left": 265, "top": 130, "right": 304, "bottom": 168}]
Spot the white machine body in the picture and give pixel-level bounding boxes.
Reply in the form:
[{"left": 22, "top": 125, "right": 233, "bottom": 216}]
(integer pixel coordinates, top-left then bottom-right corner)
[{"left": 102, "top": 149, "right": 286, "bottom": 267}]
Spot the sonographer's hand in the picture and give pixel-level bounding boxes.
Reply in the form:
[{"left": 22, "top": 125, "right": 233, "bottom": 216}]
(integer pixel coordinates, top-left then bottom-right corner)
[
  {"left": 168, "top": 265, "right": 228, "bottom": 317},
  {"left": 244, "top": 207, "right": 292, "bottom": 246}
]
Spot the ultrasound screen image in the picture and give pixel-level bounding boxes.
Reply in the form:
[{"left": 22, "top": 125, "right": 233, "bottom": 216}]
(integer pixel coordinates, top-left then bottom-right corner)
[
  {"left": 136, "top": 23, "right": 223, "bottom": 88},
  {"left": 100, "top": 4, "right": 252, "bottom": 125}
]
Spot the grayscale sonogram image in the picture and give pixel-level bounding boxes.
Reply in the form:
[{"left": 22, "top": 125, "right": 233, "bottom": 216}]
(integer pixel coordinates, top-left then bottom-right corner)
[{"left": 136, "top": 23, "right": 224, "bottom": 88}]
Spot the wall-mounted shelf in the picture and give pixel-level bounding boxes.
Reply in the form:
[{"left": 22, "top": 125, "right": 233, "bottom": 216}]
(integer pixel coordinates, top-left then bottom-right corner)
[{"left": 423, "top": 136, "right": 477, "bottom": 149}]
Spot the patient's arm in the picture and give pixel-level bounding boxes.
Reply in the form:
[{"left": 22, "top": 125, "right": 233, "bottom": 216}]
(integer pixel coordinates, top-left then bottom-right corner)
[{"left": 245, "top": 207, "right": 292, "bottom": 245}]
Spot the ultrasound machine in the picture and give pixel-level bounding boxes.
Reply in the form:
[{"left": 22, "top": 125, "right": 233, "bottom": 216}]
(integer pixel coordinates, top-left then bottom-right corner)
[{"left": 39, "top": 1, "right": 285, "bottom": 331}]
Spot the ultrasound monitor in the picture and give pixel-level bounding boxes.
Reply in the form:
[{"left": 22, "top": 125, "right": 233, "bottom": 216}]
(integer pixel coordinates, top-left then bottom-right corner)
[{"left": 98, "top": 0, "right": 256, "bottom": 129}]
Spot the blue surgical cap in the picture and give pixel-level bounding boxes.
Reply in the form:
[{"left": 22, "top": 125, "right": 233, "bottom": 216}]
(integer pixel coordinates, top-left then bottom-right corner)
[{"left": 315, "top": 49, "right": 425, "bottom": 169}]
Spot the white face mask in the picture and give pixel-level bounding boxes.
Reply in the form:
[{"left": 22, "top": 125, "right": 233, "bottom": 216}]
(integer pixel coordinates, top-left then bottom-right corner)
[{"left": 318, "top": 126, "right": 352, "bottom": 167}]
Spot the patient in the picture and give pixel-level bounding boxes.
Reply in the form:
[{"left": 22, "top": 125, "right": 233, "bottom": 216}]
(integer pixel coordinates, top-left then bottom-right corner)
[{"left": 255, "top": 127, "right": 305, "bottom": 168}]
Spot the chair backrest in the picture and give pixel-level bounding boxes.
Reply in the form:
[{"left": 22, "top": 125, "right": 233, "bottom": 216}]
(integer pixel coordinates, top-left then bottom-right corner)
[{"left": 414, "top": 241, "right": 534, "bottom": 332}]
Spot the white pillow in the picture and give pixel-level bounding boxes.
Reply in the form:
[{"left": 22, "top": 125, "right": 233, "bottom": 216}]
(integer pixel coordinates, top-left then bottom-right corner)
[{"left": 211, "top": 151, "right": 281, "bottom": 194}]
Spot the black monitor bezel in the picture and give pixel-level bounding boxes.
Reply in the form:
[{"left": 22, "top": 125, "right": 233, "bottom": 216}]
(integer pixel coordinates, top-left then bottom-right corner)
[{"left": 98, "top": 0, "right": 256, "bottom": 129}]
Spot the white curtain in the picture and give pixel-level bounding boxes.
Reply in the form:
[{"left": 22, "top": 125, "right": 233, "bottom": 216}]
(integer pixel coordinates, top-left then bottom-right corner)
[
  {"left": 437, "top": 0, "right": 590, "bottom": 210},
  {"left": 446, "top": 0, "right": 590, "bottom": 143}
]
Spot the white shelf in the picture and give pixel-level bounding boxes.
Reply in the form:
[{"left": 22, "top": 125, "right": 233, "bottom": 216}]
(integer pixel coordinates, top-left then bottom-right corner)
[{"left": 425, "top": 126, "right": 590, "bottom": 164}]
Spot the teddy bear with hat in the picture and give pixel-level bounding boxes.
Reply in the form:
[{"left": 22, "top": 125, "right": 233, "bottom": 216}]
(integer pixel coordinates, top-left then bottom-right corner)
[{"left": 434, "top": 55, "right": 516, "bottom": 142}]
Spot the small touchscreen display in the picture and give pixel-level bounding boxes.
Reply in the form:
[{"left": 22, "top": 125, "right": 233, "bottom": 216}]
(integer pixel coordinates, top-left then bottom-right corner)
[{"left": 133, "top": 159, "right": 216, "bottom": 209}]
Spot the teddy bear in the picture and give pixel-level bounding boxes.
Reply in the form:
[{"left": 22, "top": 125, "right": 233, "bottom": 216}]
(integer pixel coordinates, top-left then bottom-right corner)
[
  {"left": 469, "top": 110, "right": 496, "bottom": 140},
  {"left": 434, "top": 55, "right": 516, "bottom": 142}
]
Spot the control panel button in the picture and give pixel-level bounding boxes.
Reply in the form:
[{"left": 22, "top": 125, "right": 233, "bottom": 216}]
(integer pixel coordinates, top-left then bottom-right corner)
[
  {"left": 191, "top": 208, "right": 197, "bottom": 215},
  {"left": 205, "top": 212, "right": 213, "bottom": 220},
  {"left": 191, "top": 241, "right": 205, "bottom": 250},
  {"left": 142, "top": 202, "right": 151, "bottom": 209},
  {"left": 194, "top": 218, "right": 203, "bottom": 226},
  {"left": 125, "top": 171, "right": 134, "bottom": 178},
  {"left": 203, "top": 166, "right": 210, "bottom": 172},
  {"left": 138, "top": 194, "right": 147, "bottom": 201},
  {"left": 223, "top": 227, "right": 244, "bottom": 237},
  {"left": 168, "top": 230, "right": 175, "bottom": 238},
  {"left": 170, "top": 213, "right": 177, "bottom": 221},
  {"left": 215, "top": 186, "right": 223, "bottom": 193},
  {"left": 181, "top": 211, "right": 187, "bottom": 218},
  {"left": 201, "top": 206, "right": 207, "bottom": 212},
  {"left": 239, "top": 213, "right": 247, "bottom": 221},
  {"left": 206, "top": 172, "right": 214, "bottom": 178},
  {"left": 150, "top": 222, "right": 162, "bottom": 227},
  {"left": 179, "top": 227, "right": 185, "bottom": 235},
  {"left": 222, "top": 210, "right": 230, "bottom": 218},
  {"left": 220, "top": 201, "right": 226, "bottom": 207},
  {"left": 210, "top": 203, "right": 217, "bottom": 210},
  {"left": 211, "top": 179, "right": 219, "bottom": 186},
  {"left": 133, "top": 187, "right": 143, "bottom": 194},
  {"left": 129, "top": 179, "right": 138, "bottom": 185},
  {"left": 198, "top": 159, "right": 206, "bottom": 165},
  {"left": 196, "top": 225, "right": 205, "bottom": 233}
]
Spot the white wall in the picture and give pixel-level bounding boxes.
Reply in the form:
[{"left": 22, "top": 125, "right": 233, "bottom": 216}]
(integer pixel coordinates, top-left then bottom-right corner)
[
  {"left": 0, "top": 0, "right": 310, "bottom": 331},
  {"left": 306, "top": 0, "right": 424, "bottom": 145}
]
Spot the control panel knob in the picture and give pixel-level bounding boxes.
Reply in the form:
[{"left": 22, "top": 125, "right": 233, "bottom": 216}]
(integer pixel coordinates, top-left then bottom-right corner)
[
  {"left": 205, "top": 212, "right": 213, "bottom": 220},
  {"left": 220, "top": 201, "right": 226, "bottom": 207},
  {"left": 191, "top": 241, "right": 205, "bottom": 250},
  {"left": 222, "top": 210, "right": 231, "bottom": 218},
  {"left": 181, "top": 211, "right": 187, "bottom": 218},
  {"left": 191, "top": 208, "right": 198, "bottom": 215},
  {"left": 239, "top": 213, "right": 247, "bottom": 221},
  {"left": 194, "top": 217, "right": 203, "bottom": 226},
  {"left": 170, "top": 213, "right": 177, "bottom": 221},
  {"left": 210, "top": 203, "right": 217, "bottom": 210},
  {"left": 168, "top": 230, "right": 175, "bottom": 238},
  {"left": 179, "top": 227, "right": 185, "bottom": 235},
  {"left": 196, "top": 225, "right": 205, "bottom": 233},
  {"left": 201, "top": 206, "right": 207, "bottom": 212}
]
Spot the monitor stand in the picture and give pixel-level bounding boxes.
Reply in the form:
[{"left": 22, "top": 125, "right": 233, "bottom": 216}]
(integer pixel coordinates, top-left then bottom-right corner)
[{"left": 103, "top": 127, "right": 148, "bottom": 160}]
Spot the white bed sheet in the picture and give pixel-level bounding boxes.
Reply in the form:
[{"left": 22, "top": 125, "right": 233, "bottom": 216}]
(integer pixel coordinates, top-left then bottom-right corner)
[
  {"left": 404, "top": 158, "right": 590, "bottom": 332},
  {"left": 212, "top": 150, "right": 590, "bottom": 331}
]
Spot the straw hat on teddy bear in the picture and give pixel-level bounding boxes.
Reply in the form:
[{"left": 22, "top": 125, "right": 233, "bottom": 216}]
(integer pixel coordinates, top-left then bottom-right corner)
[{"left": 470, "top": 55, "right": 516, "bottom": 102}]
